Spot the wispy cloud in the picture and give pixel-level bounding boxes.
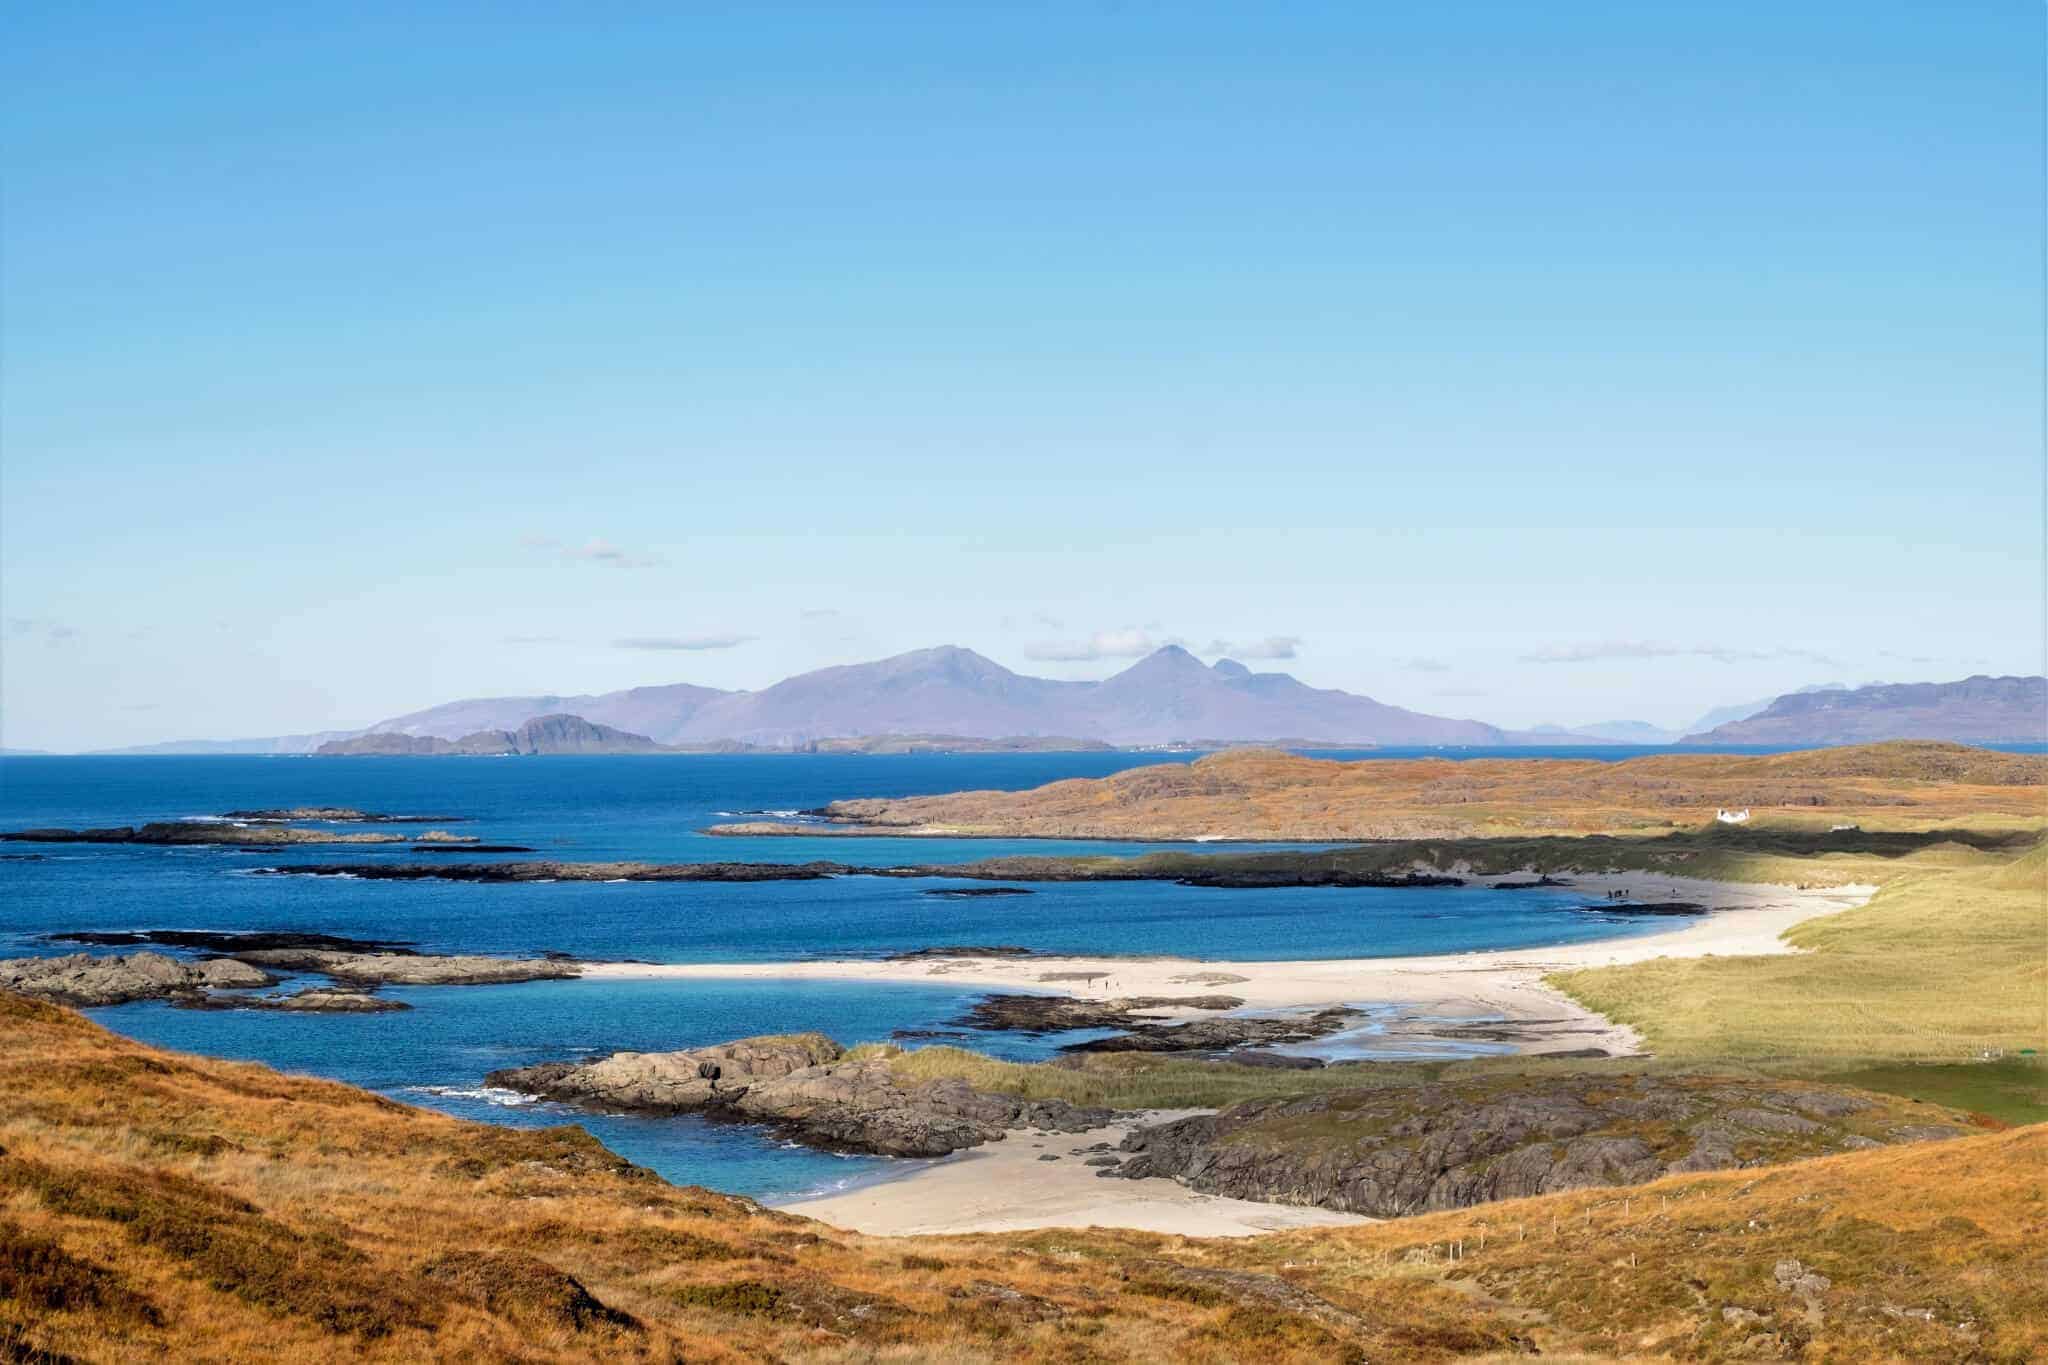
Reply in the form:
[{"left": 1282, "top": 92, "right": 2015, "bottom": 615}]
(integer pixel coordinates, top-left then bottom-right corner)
[
  {"left": 6, "top": 617, "right": 79, "bottom": 645},
  {"left": 1024, "top": 627, "right": 1182, "bottom": 662},
  {"left": 1522, "top": 640, "right": 1841, "bottom": 667},
  {"left": 503, "top": 634, "right": 562, "bottom": 645},
  {"left": 1398, "top": 656, "right": 1450, "bottom": 673},
  {"left": 1432, "top": 687, "right": 1489, "bottom": 697},
  {"left": 1206, "top": 635, "right": 1302, "bottom": 661},
  {"left": 799, "top": 608, "right": 841, "bottom": 620},
  {"left": 521, "top": 533, "right": 664, "bottom": 569},
  {"left": 614, "top": 634, "right": 754, "bottom": 652}
]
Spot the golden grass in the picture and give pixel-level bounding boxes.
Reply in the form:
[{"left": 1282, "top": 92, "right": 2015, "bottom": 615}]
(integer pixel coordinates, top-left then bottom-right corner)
[
  {"left": 799, "top": 741, "right": 2048, "bottom": 841},
  {"left": 1553, "top": 847, "right": 2048, "bottom": 1063},
  {"left": 2, "top": 992, "right": 2043, "bottom": 1361}
]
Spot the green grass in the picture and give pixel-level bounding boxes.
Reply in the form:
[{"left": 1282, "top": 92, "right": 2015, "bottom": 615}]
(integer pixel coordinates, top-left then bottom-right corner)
[
  {"left": 1551, "top": 847, "right": 2048, "bottom": 1064},
  {"left": 1815, "top": 1058, "right": 2048, "bottom": 1127}
]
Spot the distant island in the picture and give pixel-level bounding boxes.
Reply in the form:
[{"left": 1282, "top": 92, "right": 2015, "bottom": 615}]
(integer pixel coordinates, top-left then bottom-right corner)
[{"left": 315, "top": 715, "right": 1123, "bottom": 757}]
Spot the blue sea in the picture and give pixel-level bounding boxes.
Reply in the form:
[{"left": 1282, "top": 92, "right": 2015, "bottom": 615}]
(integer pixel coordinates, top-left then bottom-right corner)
[{"left": 0, "top": 748, "right": 1855, "bottom": 1198}]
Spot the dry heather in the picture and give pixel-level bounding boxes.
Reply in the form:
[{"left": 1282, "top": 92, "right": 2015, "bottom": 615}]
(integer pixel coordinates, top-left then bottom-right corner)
[
  {"left": 2, "top": 993, "right": 2043, "bottom": 1362},
  {"left": 784, "top": 741, "right": 2046, "bottom": 840}
]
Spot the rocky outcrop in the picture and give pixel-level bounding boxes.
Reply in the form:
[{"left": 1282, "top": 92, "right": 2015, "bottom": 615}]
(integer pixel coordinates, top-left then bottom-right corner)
[
  {"left": 0, "top": 952, "right": 271, "bottom": 1006},
  {"left": 1109, "top": 1073, "right": 1975, "bottom": 1216},
  {"left": 224, "top": 950, "right": 579, "bottom": 986},
  {"left": 491, "top": 1034, "right": 843, "bottom": 1111},
  {"left": 222, "top": 808, "right": 463, "bottom": 823},
  {"left": 489, "top": 1034, "right": 1115, "bottom": 1157},
  {"left": 1173, "top": 870, "right": 1463, "bottom": 889},
  {"left": 0, "top": 822, "right": 406, "bottom": 847},
  {"left": 52, "top": 930, "right": 417, "bottom": 954},
  {"left": 1062, "top": 1007, "right": 1361, "bottom": 1054},
  {"left": 952, "top": 994, "right": 1246, "bottom": 1032},
  {"left": 178, "top": 986, "right": 412, "bottom": 1013}
]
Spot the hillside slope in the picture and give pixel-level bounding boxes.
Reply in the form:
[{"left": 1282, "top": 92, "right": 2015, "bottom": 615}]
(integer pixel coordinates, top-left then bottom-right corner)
[
  {"left": 766, "top": 740, "right": 2048, "bottom": 840},
  {"left": 2, "top": 992, "right": 2041, "bottom": 1362}
]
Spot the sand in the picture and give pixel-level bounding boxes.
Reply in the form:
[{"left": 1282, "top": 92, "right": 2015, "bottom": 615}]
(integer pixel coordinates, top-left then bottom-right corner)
[
  {"left": 582, "top": 873, "right": 1875, "bottom": 1059},
  {"left": 779, "top": 1114, "right": 1374, "bottom": 1238},
  {"left": 583, "top": 871, "right": 1875, "bottom": 1235}
]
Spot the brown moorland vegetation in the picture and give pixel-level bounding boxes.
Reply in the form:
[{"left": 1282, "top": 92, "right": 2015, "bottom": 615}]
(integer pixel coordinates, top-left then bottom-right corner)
[
  {"left": 2, "top": 992, "right": 2043, "bottom": 1362},
  {"left": 722, "top": 741, "right": 2047, "bottom": 841}
]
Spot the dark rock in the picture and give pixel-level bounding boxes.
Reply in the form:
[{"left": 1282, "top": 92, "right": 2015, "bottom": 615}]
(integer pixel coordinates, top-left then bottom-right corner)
[
  {"left": 952, "top": 993, "right": 1246, "bottom": 1034},
  {"left": 1, "top": 822, "right": 408, "bottom": 847},
  {"left": 176, "top": 987, "right": 412, "bottom": 1013},
  {"left": 1174, "top": 870, "right": 1464, "bottom": 889},
  {"left": 1083, "top": 1155, "right": 1122, "bottom": 1167},
  {"left": 222, "top": 808, "right": 464, "bottom": 823},
  {"left": 1492, "top": 876, "right": 1571, "bottom": 889},
  {"left": 1107, "top": 1074, "right": 1975, "bottom": 1217},
  {"left": 1062, "top": 1007, "right": 1362, "bottom": 1054},
  {"left": 412, "top": 844, "right": 537, "bottom": 854},
  {"left": 1577, "top": 901, "right": 1707, "bottom": 917},
  {"left": 51, "top": 929, "right": 417, "bottom": 955}
]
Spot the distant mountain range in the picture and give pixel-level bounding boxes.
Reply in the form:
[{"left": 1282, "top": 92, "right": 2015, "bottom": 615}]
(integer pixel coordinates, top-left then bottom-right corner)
[
  {"left": 1680, "top": 676, "right": 2046, "bottom": 746},
  {"left": 358, "top": 646, "right": 1504, "bottom": 749},
  {"left": 72, "top": 648, "right": 2046, "bottom": 755}
]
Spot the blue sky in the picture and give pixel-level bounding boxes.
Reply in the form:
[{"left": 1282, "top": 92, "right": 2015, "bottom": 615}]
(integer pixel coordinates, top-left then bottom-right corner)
[{"left": 3, "top": 2, "right": 2041, "bottom": 750}]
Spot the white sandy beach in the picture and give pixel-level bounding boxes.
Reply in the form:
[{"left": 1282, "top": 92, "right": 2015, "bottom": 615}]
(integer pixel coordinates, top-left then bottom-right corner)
[
  {"left": 588, "top": 872, "right": 1874, "bottom": 1236},
  {"left": 583, "top": 873, "right": 1875, "bottom": 1058},
  {"left": 779, "top": 1114, "right": 1375, "bottom": 1238}
]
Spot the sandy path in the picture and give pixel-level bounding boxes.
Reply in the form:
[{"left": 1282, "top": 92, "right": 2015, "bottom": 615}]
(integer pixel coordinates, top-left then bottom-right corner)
[{"left": 778, "top": 1114, "right": 1373, "bottom": 1238}]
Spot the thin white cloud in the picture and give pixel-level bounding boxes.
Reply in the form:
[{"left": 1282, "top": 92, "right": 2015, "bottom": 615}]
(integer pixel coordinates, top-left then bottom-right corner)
[
  {"left": 1398, "top": 656, "right": 1450, "bottom": 673},
  {"left": 566, "top": 538, "right": 663, "bottom": 569},
  {"left": 614, "top": 634, "right": 755, "bottom": 651},
  {"left": 521, "top": 533, "right": 663, "bottom": 569},
  {"left": 1523, "top": 640, "right": 1841, "bottom": 666},
  {"left": 1206, "top": 635, "right": 1302, "bottom": 661},
  {"left": 1024, "top": 627, "right": 1181, "bottom": 662}
]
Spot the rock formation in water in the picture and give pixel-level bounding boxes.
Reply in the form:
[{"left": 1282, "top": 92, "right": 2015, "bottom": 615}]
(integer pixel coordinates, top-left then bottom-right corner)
[
  {"left": 489, "top": 1034, "right": 1114, "bottom": 1157},
  {"left": 0, "top": 952, "right": 271, "bottom": 1006}
]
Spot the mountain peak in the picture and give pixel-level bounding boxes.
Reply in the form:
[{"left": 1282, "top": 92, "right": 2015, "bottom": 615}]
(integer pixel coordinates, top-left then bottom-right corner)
[{"left": 1211, "top": 658, "right": 1251, "bottom": 679}]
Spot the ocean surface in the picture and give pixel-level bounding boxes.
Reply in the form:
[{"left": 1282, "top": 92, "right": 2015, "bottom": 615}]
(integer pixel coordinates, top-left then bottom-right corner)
[{"left": 0, "top": 747, "right": 1880, "bottom": 1198}]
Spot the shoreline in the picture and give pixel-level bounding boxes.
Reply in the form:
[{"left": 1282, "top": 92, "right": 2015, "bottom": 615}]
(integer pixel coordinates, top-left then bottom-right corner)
[
  {"left": 776, "top": 1112, "right": 1377, "bottom": 1238},
  {"left": 717, "top": 871, "right": 1878, "bottom": 1236},
  {"left": 582, "top": 872, "right": 1877, "bottom": 1062}
]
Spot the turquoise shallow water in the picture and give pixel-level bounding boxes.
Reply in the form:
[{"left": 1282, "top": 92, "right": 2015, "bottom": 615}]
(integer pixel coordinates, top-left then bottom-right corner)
[{"left": 0, "top": 750, "right": 1785, "bottom": 1197}]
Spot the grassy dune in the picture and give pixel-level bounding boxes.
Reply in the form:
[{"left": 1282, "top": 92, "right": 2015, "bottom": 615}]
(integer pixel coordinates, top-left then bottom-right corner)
[
  {"left": 1551, "top": 849, "right": 2048, "bottom": 1066},
  {"left": 3, "top": 992, "right": 2043, "bottom": 1362}
]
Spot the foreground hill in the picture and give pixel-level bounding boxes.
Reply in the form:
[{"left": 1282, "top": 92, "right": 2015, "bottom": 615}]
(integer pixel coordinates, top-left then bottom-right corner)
[
  {"left": 2, "top": 991, "right": 2040, "bottom": 1362},
  {"left": 1684, "top": 675, "right": 2046, "bottom": 745},
  {"left": 735, "top": 740, "right": 2048, "bottom": 841}
]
